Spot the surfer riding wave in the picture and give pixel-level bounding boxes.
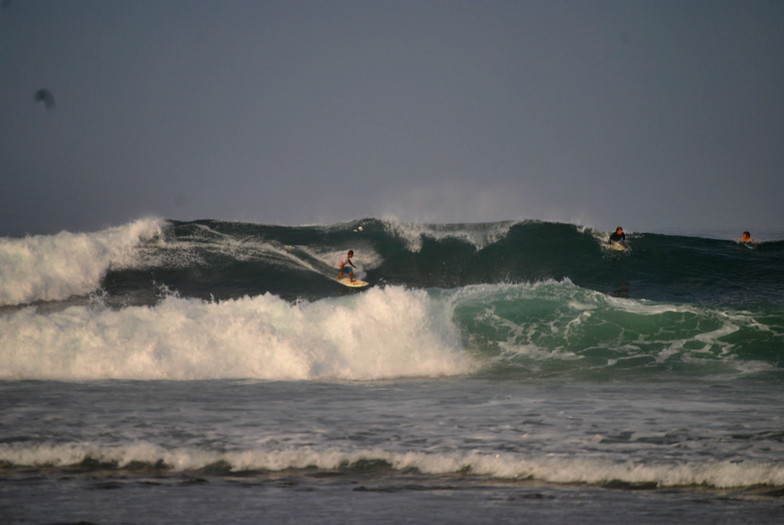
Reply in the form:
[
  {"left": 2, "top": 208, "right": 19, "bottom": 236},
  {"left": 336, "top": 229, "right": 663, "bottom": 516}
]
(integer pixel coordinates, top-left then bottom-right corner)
[{"left": 335, "top": 250, "right": 357, "bottom": 283}]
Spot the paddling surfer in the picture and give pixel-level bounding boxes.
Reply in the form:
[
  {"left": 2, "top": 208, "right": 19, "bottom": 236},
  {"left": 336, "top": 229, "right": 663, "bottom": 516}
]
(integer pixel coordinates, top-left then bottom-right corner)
[
  {"left": 608, "top": 226, "right": 626, "bottom": 246},
  {"left": 740, "top": 231, "right": 758, "bottom": 249}
]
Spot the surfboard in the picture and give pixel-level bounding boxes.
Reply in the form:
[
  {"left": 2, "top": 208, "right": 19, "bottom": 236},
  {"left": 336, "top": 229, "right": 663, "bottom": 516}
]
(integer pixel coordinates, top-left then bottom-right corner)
[
  {"left": 742, "top": 242, "right": 757, "bottom": 250},
  {"left": 335, "top": 277, "right": 369, "bottom": 288},
  {"left": 609, "top": 242, "right": 627, "bottom": 251}
]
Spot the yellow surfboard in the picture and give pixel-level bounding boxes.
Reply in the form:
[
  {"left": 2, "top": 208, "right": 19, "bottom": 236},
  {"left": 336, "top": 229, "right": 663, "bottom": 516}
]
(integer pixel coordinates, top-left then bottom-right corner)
[{"left": 336, "top": 277, "right": 369, "bottom": 288}]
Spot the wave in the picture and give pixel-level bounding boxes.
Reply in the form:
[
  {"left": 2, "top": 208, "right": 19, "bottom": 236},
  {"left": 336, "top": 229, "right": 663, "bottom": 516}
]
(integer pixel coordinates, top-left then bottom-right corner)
[
  {"left": 452, "top": 281, "right": 783, "bottom": 380},
  {"left": 1, "top": 281, "right": 781, "bottom": 382},
  {"left": 1, "top": 441, "right": 782, "bottom": 490},
  {"left": 0, "top": 286, "right": 475, "bottom": 381},
  {"left": 2, "top": 217, "right": 783, "bottom": 307},
  {"left": 0, "top": 218, "right": 164, "bottom": 307},
  {"left": 1, "top": 218, "right": 782, "bottom": 383}
]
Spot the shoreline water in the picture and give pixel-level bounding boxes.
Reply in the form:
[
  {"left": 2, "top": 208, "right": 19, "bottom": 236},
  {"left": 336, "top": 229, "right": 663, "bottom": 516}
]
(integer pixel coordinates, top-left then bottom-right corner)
[{"left": 2, "top": 378, "right": 784, "bottom": 524}]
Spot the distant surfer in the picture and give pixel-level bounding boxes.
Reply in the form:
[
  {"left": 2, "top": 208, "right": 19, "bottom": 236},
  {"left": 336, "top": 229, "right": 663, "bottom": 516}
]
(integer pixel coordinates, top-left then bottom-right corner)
[
  {"left": 608, "top": 226, "right": 626, "bottom": 248},
  {"left": 740, "top": 231, "right": 757, "bottom": 248},
  {"left": 336, "top": 250, "right": 357, "bottom": 283}
]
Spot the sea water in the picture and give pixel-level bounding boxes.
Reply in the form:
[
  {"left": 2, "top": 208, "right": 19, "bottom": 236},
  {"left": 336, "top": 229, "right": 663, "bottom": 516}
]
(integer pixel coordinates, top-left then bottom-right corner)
[{"left": 1, "top": 218, "right": 783, "bottom": 524}]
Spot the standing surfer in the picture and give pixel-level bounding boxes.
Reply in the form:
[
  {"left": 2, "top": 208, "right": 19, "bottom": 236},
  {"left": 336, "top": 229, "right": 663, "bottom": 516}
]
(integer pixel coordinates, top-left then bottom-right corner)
[{"left": 336, "top": 250, "right": 357, "bottom": 283}]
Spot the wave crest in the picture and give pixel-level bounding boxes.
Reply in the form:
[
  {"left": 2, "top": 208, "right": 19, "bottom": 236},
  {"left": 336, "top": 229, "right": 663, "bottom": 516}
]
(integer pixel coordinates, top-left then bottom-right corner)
[{"left": 0, "top": 218, "right": 163, "bottom": 306}]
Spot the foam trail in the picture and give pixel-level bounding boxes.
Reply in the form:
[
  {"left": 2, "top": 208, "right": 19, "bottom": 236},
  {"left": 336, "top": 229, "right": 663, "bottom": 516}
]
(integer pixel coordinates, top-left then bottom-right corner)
[
  {"left": 0, "top": 218, "right": 164, "bottom": 306},
  {"left": 0, "top": 286, "right": 477, "bottom": 381}
]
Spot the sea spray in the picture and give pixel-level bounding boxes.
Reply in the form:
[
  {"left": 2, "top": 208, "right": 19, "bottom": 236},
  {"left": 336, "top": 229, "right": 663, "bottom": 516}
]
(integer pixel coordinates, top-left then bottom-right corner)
[{"left": 381, "top": 217, "right": 516, "bottom": 252}]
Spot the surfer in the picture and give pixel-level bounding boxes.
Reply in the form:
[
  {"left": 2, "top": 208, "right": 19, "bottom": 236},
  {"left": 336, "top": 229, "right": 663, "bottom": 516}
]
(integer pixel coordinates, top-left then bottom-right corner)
[
  {"left": 740, "top": 231, "right": 758, "bottom": 249},
  {"left": 336, "top": 250, "right": 357, "bottom": 283},
  {"left": 609, "top": 227, "right": 626, "bottom": 245}
]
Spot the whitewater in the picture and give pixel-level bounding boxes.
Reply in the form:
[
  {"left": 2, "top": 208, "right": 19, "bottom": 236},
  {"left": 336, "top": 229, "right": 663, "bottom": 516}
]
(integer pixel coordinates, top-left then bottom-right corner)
[{"left": 2, "top": 217, "right": 783, "bottom": 524}]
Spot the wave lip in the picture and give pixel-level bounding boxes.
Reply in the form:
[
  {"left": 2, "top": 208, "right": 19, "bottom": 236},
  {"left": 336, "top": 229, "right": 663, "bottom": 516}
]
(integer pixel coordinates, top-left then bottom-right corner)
[
  {"left": 381, "top": 217, "right": 517, "bottom": 252},
  {"left": 0, "top": 218, "right": 163, "bottom": 306}
]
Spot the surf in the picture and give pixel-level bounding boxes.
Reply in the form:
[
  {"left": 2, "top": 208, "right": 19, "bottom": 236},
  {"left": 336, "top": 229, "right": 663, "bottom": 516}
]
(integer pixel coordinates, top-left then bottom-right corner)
[
  {"left": 0, "top": 286, "right": 476, "bottom": 381},
  {"left": 2, "top": 439, "right": 782, "bottom": 490},
  {"left": 1, "top": 280, "right": 780, "bottom": 382},
  {"left": 2, "top": 217, "right": 782, "bottom": 383}
]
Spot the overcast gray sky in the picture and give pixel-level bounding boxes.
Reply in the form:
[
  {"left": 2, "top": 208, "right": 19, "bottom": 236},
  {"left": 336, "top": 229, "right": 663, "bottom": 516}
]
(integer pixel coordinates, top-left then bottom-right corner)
[{"left": 1, "top": 0, "right": 782, "bottom": 237}]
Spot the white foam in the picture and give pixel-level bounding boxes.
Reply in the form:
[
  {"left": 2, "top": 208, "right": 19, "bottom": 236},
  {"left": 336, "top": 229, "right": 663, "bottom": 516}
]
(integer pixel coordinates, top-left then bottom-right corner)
[
  {"left": 0, "top": 218, "right": 164, "bottom": 306},
  {"left": 3, "top": 441, "right": 782, "bottom": 489},
  {"left": 0, "top": 285, "right": 477, "bottom": 381}
]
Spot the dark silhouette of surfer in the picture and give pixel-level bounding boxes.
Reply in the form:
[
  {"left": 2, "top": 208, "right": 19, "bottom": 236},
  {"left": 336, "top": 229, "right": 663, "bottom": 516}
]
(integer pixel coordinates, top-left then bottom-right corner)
[{"left": 34, "top": 88, "right": 55, "bottom": 110}]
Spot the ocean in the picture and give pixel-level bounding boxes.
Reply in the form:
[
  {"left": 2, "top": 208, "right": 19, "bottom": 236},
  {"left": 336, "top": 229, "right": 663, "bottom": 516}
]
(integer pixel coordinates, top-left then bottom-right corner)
[{"left": 1, "top": 217, "right": 783, "bottom": 524}]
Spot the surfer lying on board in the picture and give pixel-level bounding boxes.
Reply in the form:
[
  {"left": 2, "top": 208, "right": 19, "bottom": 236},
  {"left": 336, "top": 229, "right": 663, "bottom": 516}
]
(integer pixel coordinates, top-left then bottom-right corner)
[
  {"left": 336, "top": 250, "right": 357, "bottom": 283},
  {"left": 608, "top": 227, "right": 626, "bottom": 246},
  {"left": 740, "top": 232, "right": 757, "bottom": 249}
]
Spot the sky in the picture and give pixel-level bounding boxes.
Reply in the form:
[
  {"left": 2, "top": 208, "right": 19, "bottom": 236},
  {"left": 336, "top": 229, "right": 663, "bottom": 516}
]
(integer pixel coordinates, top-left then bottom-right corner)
[{"left": 1, "top": 0, "right": 783, "bottom": 238}]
